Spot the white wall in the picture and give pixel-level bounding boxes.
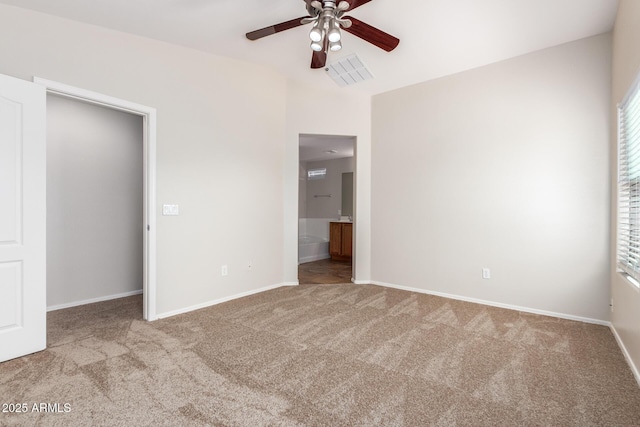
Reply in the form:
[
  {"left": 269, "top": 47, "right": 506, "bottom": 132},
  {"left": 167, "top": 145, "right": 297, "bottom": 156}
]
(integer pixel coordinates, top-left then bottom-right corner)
[
  {"left": 371, "top": 34, "right": 612, "bottom": 322},
  {"left": 284, "top": 80, "right": 371, "bottom": 285},
  {"left": 0, "top": 5, "right": 287, "bottom": 316},
  {"left": 611, "top": 0, "right": 640, "bottom": 378},
  {"left": 46, "top": 95, "right": 143, "bottom": 308}
]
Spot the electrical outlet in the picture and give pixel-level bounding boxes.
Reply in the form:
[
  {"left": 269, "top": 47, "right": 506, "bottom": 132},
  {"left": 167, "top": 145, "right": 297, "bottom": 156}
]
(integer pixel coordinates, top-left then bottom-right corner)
[
  {"left": 610, "top": 298, "right": 614, "bottom": 312},
  {"left": 221, "top": 265, "right": 228, "bottom": 276},
  {"left": 482, "top": 268, "right": 491, "bottom": 279},
  {"left": 247, "top": 261, "right": 252, "bottom": 271}
]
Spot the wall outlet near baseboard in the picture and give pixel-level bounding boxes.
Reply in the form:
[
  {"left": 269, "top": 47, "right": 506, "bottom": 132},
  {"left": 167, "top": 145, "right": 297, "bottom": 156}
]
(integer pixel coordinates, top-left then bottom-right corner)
[
  {"left": 221, "top": 265, "right": 228, "bottom": 276},
  {"left": 482, "top": 268, "right": 491, "bottom": 279}
]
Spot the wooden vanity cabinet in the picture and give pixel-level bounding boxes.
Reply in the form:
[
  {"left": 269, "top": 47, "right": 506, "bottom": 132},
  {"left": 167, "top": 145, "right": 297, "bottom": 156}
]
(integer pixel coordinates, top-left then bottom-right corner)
[{"left": 330, "top": 222, "right": 352, "bottom": 261}]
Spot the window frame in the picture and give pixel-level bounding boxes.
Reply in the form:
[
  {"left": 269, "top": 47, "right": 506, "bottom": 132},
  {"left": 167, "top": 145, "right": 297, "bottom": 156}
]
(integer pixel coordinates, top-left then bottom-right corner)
[
  {"left": 617, "top": 70, "right": 640, "bottom": 288},
  {"left": 307, "top": 167, "right": 327, "bottom": 180}
]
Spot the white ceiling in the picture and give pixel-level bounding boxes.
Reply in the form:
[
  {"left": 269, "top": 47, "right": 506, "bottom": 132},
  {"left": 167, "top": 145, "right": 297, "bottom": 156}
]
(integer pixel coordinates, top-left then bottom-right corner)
[{"left": 0, "top": 0, "right": 618, "bottom": 95}]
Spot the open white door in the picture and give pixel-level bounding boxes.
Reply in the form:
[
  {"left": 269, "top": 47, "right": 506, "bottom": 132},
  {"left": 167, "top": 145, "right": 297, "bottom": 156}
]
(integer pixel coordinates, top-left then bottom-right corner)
[{"left": 0, "top": 74, "right": 46, "bottom": 362}]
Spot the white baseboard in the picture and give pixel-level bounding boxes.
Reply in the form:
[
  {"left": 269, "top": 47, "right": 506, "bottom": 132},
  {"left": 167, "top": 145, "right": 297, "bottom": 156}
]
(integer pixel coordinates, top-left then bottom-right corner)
[
  {"left": 156, "top": 283, "right": 289, "bottom": 320},
  {"left": 352, "top": 279, "right": 370, "bottom": 285},
  {"left": 47, "top": 289, "right": 143, "bottom": 312},
  {"left": 610, "top": 324, "right": 640, "bottom": 387},
  {"left": 282, "top": 281, "right": 299, "bottom": 286},
  {"left": 370, "top": 280, "right": 610, "bottom": 326}
]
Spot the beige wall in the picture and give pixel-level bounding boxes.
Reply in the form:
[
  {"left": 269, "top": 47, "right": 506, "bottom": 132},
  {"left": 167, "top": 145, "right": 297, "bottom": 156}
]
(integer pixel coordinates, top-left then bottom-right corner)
[
  {"left": 47, "top": 95, "right": 143, "bottom": 308},
  {"left": 284, "top": 80, "right": 371, "bottom": 285},
  {"left": 0, "top": 5, "right": 287, "bottom": 316},
  {"left": 371, "top": 34, "right": 612, "bottom": 321},
  {"left": 611, "top": 0, "right": 640, "bottom": 379}
]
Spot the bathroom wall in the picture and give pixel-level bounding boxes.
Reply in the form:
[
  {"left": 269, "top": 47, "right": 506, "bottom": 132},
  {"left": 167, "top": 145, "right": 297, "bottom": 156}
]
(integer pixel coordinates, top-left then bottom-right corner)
[
  {"left": 298, "top": 156, "right": 354, "bottom": 264},
  {"left": 298, "top": 156, "right": 354, "bottom": 247},
  {"left": 304, "top": 157, "right": 355, "bottom": 219}
]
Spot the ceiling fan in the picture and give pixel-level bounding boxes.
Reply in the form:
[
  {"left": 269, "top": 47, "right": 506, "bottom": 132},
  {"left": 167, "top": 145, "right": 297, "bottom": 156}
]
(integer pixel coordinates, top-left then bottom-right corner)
[{"left": 246, "top": 0, "right": 399, "bottom": 69}]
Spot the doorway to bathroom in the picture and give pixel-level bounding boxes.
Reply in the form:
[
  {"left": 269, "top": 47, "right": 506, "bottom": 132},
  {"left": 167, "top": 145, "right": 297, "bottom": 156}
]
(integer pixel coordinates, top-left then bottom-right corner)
[{"left": 298, "top": 134, "right": 355, "bottom": 284}]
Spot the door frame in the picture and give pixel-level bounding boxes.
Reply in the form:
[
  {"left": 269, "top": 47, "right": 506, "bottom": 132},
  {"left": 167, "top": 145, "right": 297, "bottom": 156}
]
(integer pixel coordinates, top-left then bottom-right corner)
[
  {"left": 297, "top": 133, "right": 356, "bottom": 282},
  {"left": 34, "top": 77, "right": 158, "bottom": 321}
]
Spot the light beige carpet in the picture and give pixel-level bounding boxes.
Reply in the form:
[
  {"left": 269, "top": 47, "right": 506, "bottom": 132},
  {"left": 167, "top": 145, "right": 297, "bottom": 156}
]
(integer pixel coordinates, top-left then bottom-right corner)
[{"left": 1, "top": 284, "right": 640, "bottom": 426}]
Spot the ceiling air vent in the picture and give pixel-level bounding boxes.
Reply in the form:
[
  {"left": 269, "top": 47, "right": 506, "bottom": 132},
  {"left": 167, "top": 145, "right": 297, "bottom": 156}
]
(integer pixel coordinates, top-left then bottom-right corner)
[{"left": 325, "top": 54, "right": 373, "bottom": 87}]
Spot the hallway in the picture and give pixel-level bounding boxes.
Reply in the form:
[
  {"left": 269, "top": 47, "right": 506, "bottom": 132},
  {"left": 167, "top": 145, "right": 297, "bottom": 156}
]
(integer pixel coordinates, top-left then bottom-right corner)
[{"left": 298, "top": 259, "right": 352, "bottom": 284}]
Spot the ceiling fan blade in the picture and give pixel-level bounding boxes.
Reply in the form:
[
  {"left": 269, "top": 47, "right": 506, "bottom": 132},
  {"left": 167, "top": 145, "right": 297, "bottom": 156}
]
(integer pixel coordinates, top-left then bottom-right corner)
[
  {"left": 311, "top": 36, "right": 328, "bottom": 69},
  {"left": 341, "top": 16, "right": 399, "bottom": 51},
  {"left": 246, "top": 16, "right": 310, "bottom": 40},
  {"left": 311, "top": 50, "right": 327, "bottom": 69}
]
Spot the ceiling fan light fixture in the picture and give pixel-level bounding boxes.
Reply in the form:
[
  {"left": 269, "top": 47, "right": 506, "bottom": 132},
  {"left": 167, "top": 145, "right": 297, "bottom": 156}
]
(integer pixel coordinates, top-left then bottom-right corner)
[
  {"left": 309, "top": 25, "right": 323, "bottom": 42},
  {"left": 328, "top": 21, "right": 341, "bottom": 42},
  {"left": 329, "top": 40, "right": 342, "bottom": 51},
  {"left": 310, "top": 40, "right": 324, "bottom": 52}
]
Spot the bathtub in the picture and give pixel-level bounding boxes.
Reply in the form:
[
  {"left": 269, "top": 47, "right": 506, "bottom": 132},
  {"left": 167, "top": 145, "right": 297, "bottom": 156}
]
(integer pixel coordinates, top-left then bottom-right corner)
[{"left": 298, "top": 235, "right": 330, "bottom": 264}]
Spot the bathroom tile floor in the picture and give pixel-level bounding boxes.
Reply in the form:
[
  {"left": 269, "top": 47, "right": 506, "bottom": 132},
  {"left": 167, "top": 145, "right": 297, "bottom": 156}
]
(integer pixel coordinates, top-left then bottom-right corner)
[{"left": 298, "top": 258, "right": 353, "bottom": 284}]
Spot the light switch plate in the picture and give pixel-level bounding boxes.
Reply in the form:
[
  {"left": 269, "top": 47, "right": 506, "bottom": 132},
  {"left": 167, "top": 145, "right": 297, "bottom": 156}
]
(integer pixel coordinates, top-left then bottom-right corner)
[{"left": 162, "top": 204, "right": 179, "bottom": 216}]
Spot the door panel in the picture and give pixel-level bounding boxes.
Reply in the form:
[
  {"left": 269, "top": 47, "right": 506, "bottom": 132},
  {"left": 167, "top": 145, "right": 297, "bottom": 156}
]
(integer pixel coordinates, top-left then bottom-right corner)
[
  {"left": 0, "top": 96, "right": 20, "bottom": 243},
  {"left": 0, "top": 262, "right": 21, "bottom": 329},
  {"left": 0, "top": 74, "right": 46, "bottom": 362}
]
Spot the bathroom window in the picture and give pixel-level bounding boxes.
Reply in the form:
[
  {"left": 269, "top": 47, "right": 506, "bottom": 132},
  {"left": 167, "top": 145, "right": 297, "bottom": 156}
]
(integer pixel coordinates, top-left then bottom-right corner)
[
  {"left": 618, "top": 71, "right": 640, "bottom": 288},
  {"left": 307, "top": 168, "right": 326, "bottom": 180}
]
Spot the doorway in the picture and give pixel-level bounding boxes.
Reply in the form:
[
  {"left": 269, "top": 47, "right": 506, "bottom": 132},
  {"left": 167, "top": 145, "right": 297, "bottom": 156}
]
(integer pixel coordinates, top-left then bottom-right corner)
[
  {"left": 35, "top": 78, "right": 157, "bottom": 321},
  {"left": 46, "top": 94, "right": 143, "bottom": 314},
  {"left": 298, "top": 134, "right": 355, "bottom": 284}
]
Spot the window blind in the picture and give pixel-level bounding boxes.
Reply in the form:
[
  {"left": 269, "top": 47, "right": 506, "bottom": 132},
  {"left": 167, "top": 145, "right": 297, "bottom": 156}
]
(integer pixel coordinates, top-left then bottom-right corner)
[{"left": 618, "top": 72, "right": 640, "bottom": 285}]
